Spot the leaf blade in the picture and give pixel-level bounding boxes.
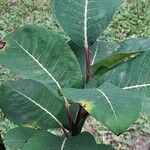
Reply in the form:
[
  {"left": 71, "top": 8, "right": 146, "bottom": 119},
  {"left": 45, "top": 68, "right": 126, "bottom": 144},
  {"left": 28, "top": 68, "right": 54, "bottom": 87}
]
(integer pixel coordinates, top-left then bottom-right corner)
[
  {"left": 54, "top": 0, "right": 122, "bottom": 47},
  {"left": 0, "top": 25, "right": 82, "bottom": 94},
  {"left": 23, "top": 131, "right": 114, "bottom": 150},
  {"left": 101, "top": 52, "right": 150, "bottom": 114},
  {"left": 87, "top": 38, "right": 150, "bottom": 88},
  {"left": 61, "top": 83, "right": 141, "bottom": 135},
  {"left": 4, "top": 127, "right": 40, "bottom": 149},
  {"left": 90, "top": 39, "right": 150, "bottom": 75},
  {"left": 0, "top": 80, "right": 65, "bottom": 129}
]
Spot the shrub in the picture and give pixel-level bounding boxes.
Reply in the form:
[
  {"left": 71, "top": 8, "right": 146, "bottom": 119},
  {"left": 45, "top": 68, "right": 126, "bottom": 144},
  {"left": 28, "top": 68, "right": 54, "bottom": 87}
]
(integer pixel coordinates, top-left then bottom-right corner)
[{"left": 0, "top": 0, "right": 150, "bottom": 149}]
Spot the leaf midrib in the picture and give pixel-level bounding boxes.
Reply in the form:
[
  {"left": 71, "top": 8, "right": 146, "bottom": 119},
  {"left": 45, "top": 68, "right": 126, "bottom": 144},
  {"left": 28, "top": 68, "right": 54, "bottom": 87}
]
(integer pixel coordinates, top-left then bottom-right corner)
[
  {"left": 84, "top": 0, "right": 88, "bottom": 48},
  {"left": 11, "top": 37, "right": 62, "bottom": 90},
  {"left": 96, "top": 89, "right": 119, "bottom": 128},
  {"left": 123, "top": 83, "right": 150, "bottom": 90},
  {"left": 7, "top": 85, "right": 63, "bottom": 127},
  {"left": 60, "top": 138, "right": 67, "bottom": 150}
]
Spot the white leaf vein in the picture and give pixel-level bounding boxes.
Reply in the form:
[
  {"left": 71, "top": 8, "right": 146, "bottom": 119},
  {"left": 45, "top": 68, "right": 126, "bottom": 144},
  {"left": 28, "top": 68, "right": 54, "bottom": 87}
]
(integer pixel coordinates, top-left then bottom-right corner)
[
  {"left": 8, "top": 85, "right": 63, "bottom": 127},
  {"left": 11, "top": 37, "right": 61, "bottom": 89},
  {"left": 97, "top": 89, "right": 119, "bottom": 127},
  {"left": 84, "top": 0, "right": 88, "bottom": 48},
  {"left": 60, "top": 138, "right": 67, "bottom": 150},
  {"left": 123, "top": 84, "right": 150, "bottom": 90}
]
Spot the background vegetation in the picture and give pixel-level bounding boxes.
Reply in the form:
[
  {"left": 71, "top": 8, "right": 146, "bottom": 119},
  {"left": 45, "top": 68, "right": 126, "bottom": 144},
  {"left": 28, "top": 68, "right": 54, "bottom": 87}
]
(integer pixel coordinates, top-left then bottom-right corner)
[{"left": 0, "top": 0, "right": 150, "bottom": 149}]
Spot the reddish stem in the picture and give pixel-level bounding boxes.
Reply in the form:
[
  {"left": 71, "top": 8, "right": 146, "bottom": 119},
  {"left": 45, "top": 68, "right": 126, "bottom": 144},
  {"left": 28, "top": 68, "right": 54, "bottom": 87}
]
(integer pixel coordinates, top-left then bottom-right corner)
[
  {"left": 71, "top": 105, "right": 83, "bottom": 136},
  {"left": 79, "top": 111, "right": 89, "bottom": 120},
  {"left": 72, "top": 105, "right": 89, "bottom": 136},
  {"left": 85, "top": 47, "right": 90, "bottom": 83},
  {"left": 74, "top": 105, "right": 83, "bottom": 126},
  {"left": 61, "top": 125, "right": 68, "bottom": 137},
  {"left": 0, "top": 41, "right": 6, "bottom": 49},
  {"left": 65, "top": 104, "right": 73, "bottom": 130}
]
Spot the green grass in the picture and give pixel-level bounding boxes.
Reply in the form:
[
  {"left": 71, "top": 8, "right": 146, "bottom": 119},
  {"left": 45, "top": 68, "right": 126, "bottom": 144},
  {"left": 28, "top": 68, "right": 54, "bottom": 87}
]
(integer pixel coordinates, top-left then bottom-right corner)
[
  {"left": 0, "top": 0, "right": 150, "bottom": 150},
  {"left": 101, "top": 0, "right": 150, "bottom": 42}
]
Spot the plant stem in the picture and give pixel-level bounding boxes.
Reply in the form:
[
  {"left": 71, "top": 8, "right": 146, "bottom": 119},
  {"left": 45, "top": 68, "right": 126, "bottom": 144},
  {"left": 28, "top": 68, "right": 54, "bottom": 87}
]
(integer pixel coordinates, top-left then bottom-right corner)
[
  {"left": 65, "top": 100, "right": 73, "bottom": 130},
  {"left": 85, "top": 46, "right": 90, "bottom": 83},
  {"left": 71, "top": 105, "right": 82, "bottom": 136},
  {"left": 74, "top": 105, "right": 83, "bottom": 127},
  {"left": 71, "top": 105, "right": 89, "bottom": 136},
  {"left": 61, "top": 125, "right": 68, "bottom": 137},
  {"left": 63, "top": 96, "right": 75, "bottom": 136},
  {"left": 0, "top": 135, "right": 6, "bottom": 150},
  {"left": 0, "top": 41, "right": 6, "bottom": 49},
  {"left": 79, "top": 111, "right": 89, "bottom": 120}
]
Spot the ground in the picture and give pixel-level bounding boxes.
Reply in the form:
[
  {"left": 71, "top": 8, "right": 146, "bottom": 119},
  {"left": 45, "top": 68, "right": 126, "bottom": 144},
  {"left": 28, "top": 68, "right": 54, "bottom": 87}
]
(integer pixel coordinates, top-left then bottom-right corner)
[{"left": 0, "top": 0, "right": 150, "bottom": 150}]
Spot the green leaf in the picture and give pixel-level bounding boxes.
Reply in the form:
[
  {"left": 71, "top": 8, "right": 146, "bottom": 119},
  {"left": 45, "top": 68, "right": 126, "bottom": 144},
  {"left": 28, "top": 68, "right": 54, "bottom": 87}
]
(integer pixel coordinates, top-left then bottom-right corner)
[
  {"left": 61, "top": 83, "right": 141, "bottom": 135},
  {"left": 0, "top": 79, "right": 67, "bottom": 129},
  {"left": 23, "top": 131, "right": 114, "bottom": 150},
  {"left": 69, "top": 39, "right": 149, "bottom": 88},
  {"left": 100, "top": 52, "right": 150, "bottom": 114},
  {"left": 68, "top": 41, "right": 86, "bottom": 82},
  {"left": 54, "top": 0, "right": 122, "bottom": 47},
  {"left": 87, "top": 38, "right": 150, "bottom": 88},
  {"left": 91, "top": 38, "right": 150, "bottom": 75},
  {"left": 4, "top": 127, "right": 40, "bottom": 149},
  {"left": 0, "top": 25, "right": 82, "bottom": 96},
  {"left": 90, "top": 41, "right": 117, "bottom": 66},
  {"left": 117, "top": 38, "right": 150, "bottom": 52}
]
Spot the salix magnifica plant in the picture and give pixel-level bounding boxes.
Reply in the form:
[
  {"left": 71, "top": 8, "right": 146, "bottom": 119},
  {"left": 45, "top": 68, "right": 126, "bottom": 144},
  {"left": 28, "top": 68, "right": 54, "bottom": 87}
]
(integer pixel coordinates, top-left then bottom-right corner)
[{"left": 0, "top": 0, "right": 150, "bottom": 149}]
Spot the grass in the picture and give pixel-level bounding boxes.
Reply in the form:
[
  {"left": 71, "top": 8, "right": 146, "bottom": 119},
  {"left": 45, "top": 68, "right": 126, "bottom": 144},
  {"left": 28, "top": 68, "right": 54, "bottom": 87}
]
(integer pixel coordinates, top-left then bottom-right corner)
[{"left": 0, "top": 0, "right": 150, "bottom": 150}]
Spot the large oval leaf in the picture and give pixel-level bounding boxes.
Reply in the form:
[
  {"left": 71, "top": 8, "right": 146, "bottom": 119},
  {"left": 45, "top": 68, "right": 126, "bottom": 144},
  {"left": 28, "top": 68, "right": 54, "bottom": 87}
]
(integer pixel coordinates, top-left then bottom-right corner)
[
  {"left": 61, "top": 83, "right": 141, "bottom": 135},
  {"left": 23, "top": 131, "right": 114, "bottom": 150},
  {"left": 0, "top": 79, "right": 67, "bottom": 129},
  {"left": 0, "top": 25, "right": 82, "bottom": 95},
  {"left": 54, "top": 0, "right": 122, "bottom": 47}
]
